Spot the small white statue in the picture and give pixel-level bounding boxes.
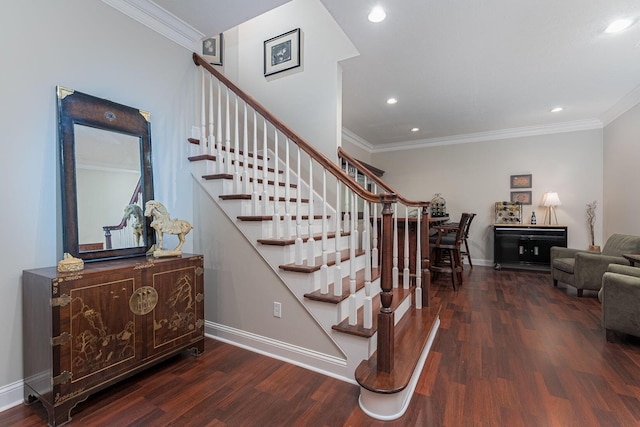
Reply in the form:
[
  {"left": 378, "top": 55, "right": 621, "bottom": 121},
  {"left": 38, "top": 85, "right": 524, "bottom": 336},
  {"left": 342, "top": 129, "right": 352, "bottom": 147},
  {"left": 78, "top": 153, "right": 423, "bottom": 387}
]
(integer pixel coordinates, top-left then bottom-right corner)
[
  {"left": 144, "top": 200, "right": 193, "bottom": 258},
  {"left": 124, "top": 204, "right": 144, "bottom": 246},
  {"left": 57, "top": 253, "right": 84, "bottom": 273}
]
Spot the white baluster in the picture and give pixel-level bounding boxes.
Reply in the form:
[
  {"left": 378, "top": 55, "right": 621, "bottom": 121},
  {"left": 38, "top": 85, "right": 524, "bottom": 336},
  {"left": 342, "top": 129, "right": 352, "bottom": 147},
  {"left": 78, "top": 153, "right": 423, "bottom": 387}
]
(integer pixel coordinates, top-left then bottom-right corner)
[
  {"left": 242, "top": 103, "right": 249, "bottom": 194},
  {"left": 272, "top": 131, "right": 281, "bottom": 239},
  {"left": 333, "top": 179, "right": 342, "bottom": 297},
  {"left": 261, "top": 118, "right": 269, "bottom": 216},
  {"left": 283, "top": 138, "right": 293, "bottom": 239},
  {"left": 224, "top": 87, "right": 231, "bottom": 175},
  {"left": 415, "top": 210, "right": 423, "bottom": 309},
  {"left": 200, "top": 68, "right": 207, "bottom": 156},
  {"left": 343, "top": 161, "right": 350, "bottom": 233},
  {"left": 294, "top": 147, "right": 304, "bottom": 265},
  {"left": 348, "top": 191, "right": 357, "bottom": 326},
  {"left": 320, "top": 169, "right": 328, "bottom": 294},
  {"left": 372, "top": 183, "right": 379, "bottom": 268},
  {"left": 251, "top": 111, "right": 259, "bottom": 215},
  {"left": 363, "top": 196, "right": 372, "bottom": 329},
  {"left": 216, "top": 81, "right": 223, "bottom": 174},
  {"left": 404, "top": 206, "right": 410, "bottom": 289},
  {"left": 393, "top": 204, "right": 399, "bottom": 288},
  {"left": 233, "top": 95, "right": 240, "bottom": 193},
  {"left": 207, "top": 74, "right": 214, "bottom": 158},
  {"left": 306, "top": 160, "right": 315, "bottom": 266}
]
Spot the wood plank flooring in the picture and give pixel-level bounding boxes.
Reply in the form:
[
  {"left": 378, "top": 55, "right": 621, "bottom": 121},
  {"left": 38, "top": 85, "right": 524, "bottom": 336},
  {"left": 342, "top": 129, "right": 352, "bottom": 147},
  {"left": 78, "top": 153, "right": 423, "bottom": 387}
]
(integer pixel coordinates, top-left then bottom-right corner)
[{"left": 4, "top": 266, "right": 640, "bottom": 426}]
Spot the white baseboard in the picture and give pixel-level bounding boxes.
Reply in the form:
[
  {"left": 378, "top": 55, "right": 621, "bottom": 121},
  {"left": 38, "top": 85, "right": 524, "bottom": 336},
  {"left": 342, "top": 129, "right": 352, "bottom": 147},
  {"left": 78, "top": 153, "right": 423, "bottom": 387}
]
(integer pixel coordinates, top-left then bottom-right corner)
[
  {"left": 0, "top": 379, "right": 24, "bottom": 413},
  {"left": 205, "top": 321, "right": 356, "bottom": 385}
]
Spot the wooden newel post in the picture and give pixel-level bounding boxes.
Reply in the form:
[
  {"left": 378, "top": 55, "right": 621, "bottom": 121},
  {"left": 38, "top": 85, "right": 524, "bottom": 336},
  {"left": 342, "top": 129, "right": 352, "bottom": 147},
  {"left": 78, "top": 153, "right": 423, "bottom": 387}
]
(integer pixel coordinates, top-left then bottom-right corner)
[
  {"left": 420, "top": 205, "right": 430, "bottom": 308},
  {"left": 377, "top": 194, "right": 396, "bottom": 373}
]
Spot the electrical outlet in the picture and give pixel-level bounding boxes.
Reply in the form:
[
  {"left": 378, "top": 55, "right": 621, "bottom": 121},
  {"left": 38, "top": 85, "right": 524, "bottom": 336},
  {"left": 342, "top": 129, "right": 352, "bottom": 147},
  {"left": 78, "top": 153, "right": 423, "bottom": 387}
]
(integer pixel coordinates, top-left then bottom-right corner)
[{"left": 273, "top": 301, "right": 282, "bottom": 318}]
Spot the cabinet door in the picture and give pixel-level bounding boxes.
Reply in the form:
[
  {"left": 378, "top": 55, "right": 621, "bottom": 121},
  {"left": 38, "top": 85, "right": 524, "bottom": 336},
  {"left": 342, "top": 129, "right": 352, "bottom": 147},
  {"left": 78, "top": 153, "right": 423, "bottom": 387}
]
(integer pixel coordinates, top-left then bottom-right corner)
[
  {"left": 147, "top": 257, "right": 204, "bottom": 357},
  {"left": 54, "top": 269, "right": 144, "bottom": 403}
]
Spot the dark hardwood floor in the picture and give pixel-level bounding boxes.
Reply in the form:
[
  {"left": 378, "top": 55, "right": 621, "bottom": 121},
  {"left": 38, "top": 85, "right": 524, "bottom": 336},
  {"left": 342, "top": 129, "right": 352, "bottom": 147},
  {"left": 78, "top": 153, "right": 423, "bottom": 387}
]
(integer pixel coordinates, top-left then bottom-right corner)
[{"left": 5, "top": 266, "right": 640, "bottom": 426}]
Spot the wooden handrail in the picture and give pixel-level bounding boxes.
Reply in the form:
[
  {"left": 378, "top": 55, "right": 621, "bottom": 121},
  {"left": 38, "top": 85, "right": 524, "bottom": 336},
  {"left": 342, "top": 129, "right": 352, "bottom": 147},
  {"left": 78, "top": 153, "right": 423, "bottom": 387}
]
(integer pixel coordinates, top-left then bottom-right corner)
[
  {"left": 193, "top": 53, "right": 391, "bottom": 205},
  {"left": 338, "top": 147, "right": 429, "bottom": 209}
]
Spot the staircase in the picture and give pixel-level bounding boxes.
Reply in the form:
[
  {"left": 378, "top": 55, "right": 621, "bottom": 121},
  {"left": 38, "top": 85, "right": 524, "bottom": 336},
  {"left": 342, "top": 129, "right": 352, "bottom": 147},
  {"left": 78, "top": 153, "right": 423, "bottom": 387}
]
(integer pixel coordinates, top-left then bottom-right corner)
[{"left": 189, "top": 53, "right": 440, "bottom": 421}]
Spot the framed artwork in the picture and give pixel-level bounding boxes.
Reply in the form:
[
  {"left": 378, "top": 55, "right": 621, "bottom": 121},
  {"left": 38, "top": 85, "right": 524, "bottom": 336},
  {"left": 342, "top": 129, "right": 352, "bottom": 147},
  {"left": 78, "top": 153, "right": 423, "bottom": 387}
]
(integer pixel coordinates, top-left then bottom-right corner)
[
  {"left": 510, "top": 174, "right": 532, "bottom": 188},
  {"left": 511, "top": 191, "right": 532, "bottom": 205},
  {"left": 202, "top": 33, "right": 223, "bottom": 66},
  {"left": 264, "top": 28, "right": 301, "bottom": 76}
]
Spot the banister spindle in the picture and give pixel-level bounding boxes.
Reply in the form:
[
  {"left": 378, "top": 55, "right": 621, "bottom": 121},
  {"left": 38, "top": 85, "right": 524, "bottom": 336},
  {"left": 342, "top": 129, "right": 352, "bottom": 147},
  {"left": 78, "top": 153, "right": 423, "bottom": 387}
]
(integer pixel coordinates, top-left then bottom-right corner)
[
  {"left": 200, "top": 68, "right": 207, "bottom": 156},
  {"left": 272, "top": 130, "right": 281, "bottom": 238},
  {"left": 261, "top": 118, "right": 269, "bottom": 216},
  {"left": 348, "top": 190, "right": 357, "bottom": 326},
  {"left": 224, "top": 87, "right": 231, "bottom": 174},
  {"left": 403, "top": 206, "right": 410, "bottom": 289},
  {"left": 242, "top": 103, "right": 249, "bottom": 194},
  {"left": 320, "top": 169, "right": 328, "bottom": 294},
  {"left": 343, "top": 161, "right": 350, "bottom": 233},
  {"left": 306, "top": 159, "right": 315, "bottom": 266},
  {"left": 216, "top": 81, "right": 223, "bottom": 174},
  {"left": 283, "top": 138, "right": 292, "bottom": 239},
  {"left": 207, "top": 74, "right": 214, "bottom": 159},
  {"left": 372, "top": 183, "right": 379, "bottom": 268},
  {"left": 415, "top": 207, "right": 423, "bottom": 309},
  {"left": 333, "top": 179, "right": 342, "bottom": 297},
  {"left": 251, "top": 111, "right": 258, "bottom": 215},
  {"left": 363, "top": 196, "right": 372, "bottom": 329},
  {"left": 294, "top": 146, "right": 303, "bottom": 265},
  {"left": 233, "top": 95, "right": 240, "bottom": 193}
]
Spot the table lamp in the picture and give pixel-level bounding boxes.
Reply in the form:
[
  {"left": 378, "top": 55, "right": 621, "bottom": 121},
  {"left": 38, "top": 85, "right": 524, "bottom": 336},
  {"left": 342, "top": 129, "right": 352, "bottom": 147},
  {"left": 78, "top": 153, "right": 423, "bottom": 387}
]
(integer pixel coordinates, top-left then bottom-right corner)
[{"left": 541, "top": 192, "right": 561, "bottom": 224}]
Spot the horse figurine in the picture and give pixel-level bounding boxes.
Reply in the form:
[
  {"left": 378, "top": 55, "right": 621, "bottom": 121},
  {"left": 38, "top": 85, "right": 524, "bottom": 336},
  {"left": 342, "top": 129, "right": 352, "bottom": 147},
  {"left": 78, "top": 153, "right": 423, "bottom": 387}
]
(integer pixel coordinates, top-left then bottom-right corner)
[
  {"left": 123, "top": 204, "right": 144, "bottom": 246},
  {"left": 144, "top": 200, "right": 193, "bottom": 256}
]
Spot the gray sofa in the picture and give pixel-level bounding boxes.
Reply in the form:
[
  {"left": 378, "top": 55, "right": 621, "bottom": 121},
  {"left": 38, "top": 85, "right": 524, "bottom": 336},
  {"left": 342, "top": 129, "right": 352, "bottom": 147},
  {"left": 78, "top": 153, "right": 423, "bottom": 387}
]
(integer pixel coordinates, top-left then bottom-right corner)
[
  {"left": 550, "top": 233, "right": 640, "bottom": 297},
  {"left": 601, "top": 264, "right": 640, "bottom": 341}
]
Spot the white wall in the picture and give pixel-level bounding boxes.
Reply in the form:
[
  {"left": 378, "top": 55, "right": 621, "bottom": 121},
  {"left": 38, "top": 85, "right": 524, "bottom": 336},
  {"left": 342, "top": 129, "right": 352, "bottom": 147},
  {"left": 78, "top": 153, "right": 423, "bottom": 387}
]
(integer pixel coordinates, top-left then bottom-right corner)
[
  {"left": 0, "top": 0, "right": 197, "bottom": 407},
  {"left": 225, "top": 0, "right": 358, "bottom": 162},
  {"left": 371, "top": 130, "right": 604, "bottom": 264},
  {"left": 603, "top": 103, "right": 640, "bottom": 238}
]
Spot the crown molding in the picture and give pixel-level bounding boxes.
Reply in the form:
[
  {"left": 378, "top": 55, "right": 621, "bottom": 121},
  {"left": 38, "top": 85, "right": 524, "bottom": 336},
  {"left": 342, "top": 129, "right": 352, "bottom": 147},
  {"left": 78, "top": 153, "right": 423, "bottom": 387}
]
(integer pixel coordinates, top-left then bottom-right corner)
[
  {"left": 363, "top": 119, "right": 603, "bottom": 153},
  {"left": 600, "top": 83, "right": 640, "bottom": 126},
  {"left": 101, "top": 0, "right": 203, "bottom": 51},
  {"left": 341, "top": 128, "right": 375, "bottom": 152}
]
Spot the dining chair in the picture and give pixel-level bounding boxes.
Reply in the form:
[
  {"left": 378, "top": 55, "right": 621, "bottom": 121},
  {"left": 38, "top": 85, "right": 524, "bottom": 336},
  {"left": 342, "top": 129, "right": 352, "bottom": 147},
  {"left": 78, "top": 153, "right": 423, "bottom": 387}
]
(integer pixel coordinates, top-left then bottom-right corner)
[{"left": 429, "top": 212, "right": 473, "bottom": 290}]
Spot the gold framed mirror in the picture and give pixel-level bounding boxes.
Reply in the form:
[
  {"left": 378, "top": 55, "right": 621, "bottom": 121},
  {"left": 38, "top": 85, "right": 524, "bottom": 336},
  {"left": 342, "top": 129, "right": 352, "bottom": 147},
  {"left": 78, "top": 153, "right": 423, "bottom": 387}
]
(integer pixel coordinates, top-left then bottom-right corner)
[{"left": 57, "top": 86, "right": 155, "bottom": 261}]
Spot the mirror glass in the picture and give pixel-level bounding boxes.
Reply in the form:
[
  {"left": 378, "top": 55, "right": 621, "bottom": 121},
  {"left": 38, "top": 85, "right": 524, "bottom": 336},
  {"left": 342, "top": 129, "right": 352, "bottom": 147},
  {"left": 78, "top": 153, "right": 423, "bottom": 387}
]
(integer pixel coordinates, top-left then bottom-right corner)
[{"left": 58, "top": 86, "right": 154, "bottom": 261}]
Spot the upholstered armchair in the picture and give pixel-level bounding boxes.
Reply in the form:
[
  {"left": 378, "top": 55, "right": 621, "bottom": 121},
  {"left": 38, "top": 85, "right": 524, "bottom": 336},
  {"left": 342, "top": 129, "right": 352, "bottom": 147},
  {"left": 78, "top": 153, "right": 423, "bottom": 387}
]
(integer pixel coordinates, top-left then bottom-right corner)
[
  {"left": 550, "top": 233, "right": 640, "bottom": 297},
  {"left": 601, "top": 264, "right": 640, "bottom": 341}
]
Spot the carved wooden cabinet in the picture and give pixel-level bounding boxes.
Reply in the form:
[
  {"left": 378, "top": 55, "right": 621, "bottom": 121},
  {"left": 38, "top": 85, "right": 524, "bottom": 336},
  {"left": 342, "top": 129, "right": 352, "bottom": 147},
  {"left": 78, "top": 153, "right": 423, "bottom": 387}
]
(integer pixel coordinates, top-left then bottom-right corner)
[{"left": 22, "top": 254, "right": 204, "bottom": 426}]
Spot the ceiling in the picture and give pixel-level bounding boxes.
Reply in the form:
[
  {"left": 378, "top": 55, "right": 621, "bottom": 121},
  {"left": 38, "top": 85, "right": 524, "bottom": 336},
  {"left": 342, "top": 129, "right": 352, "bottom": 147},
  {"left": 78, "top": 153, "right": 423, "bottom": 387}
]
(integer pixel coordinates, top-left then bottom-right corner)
[{"left": 149, "top": 0, "right": 640, "bottom": 149}]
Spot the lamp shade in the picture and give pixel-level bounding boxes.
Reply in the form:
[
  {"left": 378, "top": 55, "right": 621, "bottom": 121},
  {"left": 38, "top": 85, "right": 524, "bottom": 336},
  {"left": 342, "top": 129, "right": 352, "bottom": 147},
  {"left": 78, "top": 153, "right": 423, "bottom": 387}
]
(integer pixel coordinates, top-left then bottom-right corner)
[{"left": 542, "top": 192, "right": 561, "bottom": 207}]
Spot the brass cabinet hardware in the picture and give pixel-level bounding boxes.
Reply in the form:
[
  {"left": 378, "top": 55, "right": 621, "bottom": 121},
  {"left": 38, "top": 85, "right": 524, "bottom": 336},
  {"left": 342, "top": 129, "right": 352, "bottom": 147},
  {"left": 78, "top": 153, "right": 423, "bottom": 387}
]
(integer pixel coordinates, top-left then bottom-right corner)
[
  {"left": 50, "top": 332, "right": 72, "bottom": 346},
  {"left": 51, "top": 294, "right": 72, "bottom": 307},
  {"left": 129, "top": 286, "right": 158, "bottom": 315}
]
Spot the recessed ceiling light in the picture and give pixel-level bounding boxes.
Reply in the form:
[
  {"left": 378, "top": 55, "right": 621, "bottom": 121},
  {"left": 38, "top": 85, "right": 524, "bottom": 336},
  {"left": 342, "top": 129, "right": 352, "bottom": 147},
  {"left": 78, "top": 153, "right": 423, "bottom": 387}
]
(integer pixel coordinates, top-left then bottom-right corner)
[
  {"left": 411, "top": 127, "right": 419, "bottom": 132},
  {"left": 386, "top": 97, "right": 397, "bottom": 105},
  {"left": 550, "top": 107, "right": 563, "bottom": 113},
  {"left": 368, "top": 6, "right": 386, "bottom": 23},
  {"left": 605, "top": 18, "right": 634, "bottom": 34}
]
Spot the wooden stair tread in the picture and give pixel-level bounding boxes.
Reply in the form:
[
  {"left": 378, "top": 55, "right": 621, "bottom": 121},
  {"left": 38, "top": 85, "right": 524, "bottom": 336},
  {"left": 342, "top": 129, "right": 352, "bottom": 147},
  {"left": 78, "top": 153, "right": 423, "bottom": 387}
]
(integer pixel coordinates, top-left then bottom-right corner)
[
  {"left": 304, "top": 267, "right": 380, "bottom": 304},
  {"left": 238, "top": 215, "right": 327, "bottom": 221},
  {"left": 188, "top": 154, "right": 282, "bottom": 173},
  {"left": 354, "top": 304, "right": 441, "bottom": 394},
  {"left": 201, "top": 175, "right": 295, "bottom": 188},
  {"left": 279, "top": 249, "right": 365, "bottom": 273},
  {"left": 187, "top": 139, "right": 266, "bottom": 160},
  {"left": 219, "top": 194, "right": 310, "bottom": 203},
  {"left": 258, "top": 231, "right": 349, "bottom": 246},
  {"left": 331, "top": 285, "right": 413, "bottom": 338}
]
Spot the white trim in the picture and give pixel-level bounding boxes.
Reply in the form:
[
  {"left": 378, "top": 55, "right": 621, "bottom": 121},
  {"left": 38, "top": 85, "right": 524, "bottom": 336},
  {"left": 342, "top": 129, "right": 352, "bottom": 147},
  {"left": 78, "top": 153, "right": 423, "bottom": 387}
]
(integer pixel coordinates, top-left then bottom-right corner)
[
  {"left": 342, "top": 128, "right": 375, "bottom": 152},
  {"left": 370, "top": 119, "right": 603, "bottom": 153},
  {"left": 205, "top": 321, "right": 356, "bottom": 385},
  {"left": 101, "top": 0, "right": 203, "bottom": 51},
  {"left": 600, "top": 83, "right": 640, "bottom": 126},
  {"left": 0, "top": 379, "right": 24, "bottom": 413}
]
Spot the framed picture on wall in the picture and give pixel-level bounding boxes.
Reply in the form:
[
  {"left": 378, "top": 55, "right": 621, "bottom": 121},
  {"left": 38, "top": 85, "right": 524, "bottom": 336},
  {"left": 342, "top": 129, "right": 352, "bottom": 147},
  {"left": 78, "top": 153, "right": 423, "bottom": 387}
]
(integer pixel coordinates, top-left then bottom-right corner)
[
  {"left": 264, "top": 28, "right": 301, "bottom": 76},
  {"left": 510, "top": 174, "right": 532, "bottom": 188},
  {"left": 511, "top": 191, "right": 532, "bottom": 205},
  {"left": 202, "top": 33, "right": 223, "bottom": 66}
]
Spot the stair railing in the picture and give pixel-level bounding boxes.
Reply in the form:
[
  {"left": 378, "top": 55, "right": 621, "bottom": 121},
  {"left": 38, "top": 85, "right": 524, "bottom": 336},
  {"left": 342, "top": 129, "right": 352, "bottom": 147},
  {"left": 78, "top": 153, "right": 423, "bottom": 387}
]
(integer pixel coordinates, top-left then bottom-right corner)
[
  {"left": 338, "top": 148, "right": 431, "bottom": 310},
  {"left": 192, "top": 52, "right": 426, "bottom": 373},
  {"left": 102, "top": 178, "right": 143, "bottom": 249}
]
